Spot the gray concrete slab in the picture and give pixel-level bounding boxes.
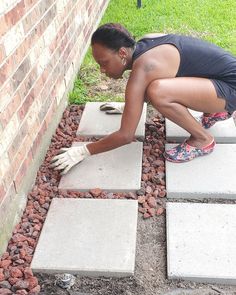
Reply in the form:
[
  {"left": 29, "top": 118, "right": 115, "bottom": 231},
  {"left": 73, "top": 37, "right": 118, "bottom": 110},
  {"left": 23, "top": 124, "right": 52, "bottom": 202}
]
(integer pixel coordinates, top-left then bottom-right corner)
[
  {"left": 167, "top": 202, "right": 236, "bottom": 284},
  {"left": 77, "top": 102, "right": 147, "bottom": 140},
  {"left": 31, "top": 198, "right": 138, "bottom": 276},
  {"left": 165, "top": 110, "right": 236, "bottom": 143},
  {"left": 59, "top": 142, "right": 143, "bottom": 192},
  {"left": 165, "top": 143, "right": 236, "bottom": 199}
]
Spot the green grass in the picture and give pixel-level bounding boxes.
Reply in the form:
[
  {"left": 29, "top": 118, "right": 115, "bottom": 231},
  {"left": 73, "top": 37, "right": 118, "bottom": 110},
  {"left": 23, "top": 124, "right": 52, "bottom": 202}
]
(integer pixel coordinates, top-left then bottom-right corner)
[{"left": 69, "top": 0, "right": 236, "bottom": 104}]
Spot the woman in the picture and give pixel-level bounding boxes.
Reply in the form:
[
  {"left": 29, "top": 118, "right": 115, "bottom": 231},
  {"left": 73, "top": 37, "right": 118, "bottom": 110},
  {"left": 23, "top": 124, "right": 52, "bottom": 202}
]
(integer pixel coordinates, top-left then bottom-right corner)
[{"left": 51, "top": 23, "right": 236, "bottom": 174}]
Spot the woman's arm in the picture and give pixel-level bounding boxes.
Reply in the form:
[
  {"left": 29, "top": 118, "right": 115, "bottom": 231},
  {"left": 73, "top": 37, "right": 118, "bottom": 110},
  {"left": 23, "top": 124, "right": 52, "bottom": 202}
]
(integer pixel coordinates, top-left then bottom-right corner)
[{"left": 87, "top": 67, "right": 149, "bottom": 154}]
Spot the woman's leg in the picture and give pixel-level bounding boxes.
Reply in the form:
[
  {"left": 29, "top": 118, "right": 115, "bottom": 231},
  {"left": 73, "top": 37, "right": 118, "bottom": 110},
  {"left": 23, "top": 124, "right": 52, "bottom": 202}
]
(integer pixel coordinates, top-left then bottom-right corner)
[{"left": 146, "top": 77, "right": 227, "bottom": 148}]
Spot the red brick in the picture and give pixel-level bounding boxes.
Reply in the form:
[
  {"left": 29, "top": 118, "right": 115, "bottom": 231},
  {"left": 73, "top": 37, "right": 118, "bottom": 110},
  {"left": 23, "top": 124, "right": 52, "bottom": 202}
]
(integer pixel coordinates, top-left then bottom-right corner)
[
  {"left": 6, "top": 133, "right": 32, "bottom": 190},
  {"left": 8, "top": 120, "right": 29, "bottom": 160},
  {"left": 0, "top": 80, "right": 13, "bottom": 111},
  {"left": 44, "top": 96, "right": 57, "bottom": 128},
  {"left": 12, "top": 57, "right": 31, "bottom": 90},
  {"left": 5, "top": 0, "right": 26, "bottom": 27},
  {"left": 0, "top": 55, "right": 14, "bottom": 85},
  {"left": 0, "top": 15, "right": 8, "bottom": 37},
  {"left": 0, "top": 92, "right": 21, "bottom": 128},
  {"left": 24, "top": 0, "right": 40, "bottom": 10},
  {"left": 14, "top": 65, "right": 37, "bottom": 99},
  {"left": 0, "top": 44, "right": 6, "bottom": 65},
  {"left": 17, "top": 89, "right": 35, "bottom": 121},
  {"left": 14, "top": 149, "right": 33, "bottom": 192},
  {"left": 38, "top": 92, "right": 54, "bottom": 124},
  {"left": 22, "top": 5, "right": 39, "bottom": 34},
  {"left": 31, "top": 121, "right": 47, "bottom": 157}
]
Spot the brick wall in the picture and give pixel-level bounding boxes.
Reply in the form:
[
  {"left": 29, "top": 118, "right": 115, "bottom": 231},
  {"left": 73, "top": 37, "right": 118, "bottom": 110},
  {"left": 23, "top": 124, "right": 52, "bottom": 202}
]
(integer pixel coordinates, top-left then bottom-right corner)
[{"left": 0, "top": 0, "right": 109, "bottom": 253}]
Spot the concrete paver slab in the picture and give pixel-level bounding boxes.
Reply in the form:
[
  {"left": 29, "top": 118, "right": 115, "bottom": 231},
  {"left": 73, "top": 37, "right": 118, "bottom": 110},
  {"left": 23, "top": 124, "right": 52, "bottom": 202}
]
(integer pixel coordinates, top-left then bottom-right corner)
[
  {"left": 31, "top": 198, "right": 138, "bottom": 276},
  {"left": 77, "top": 102, "right": 147, "bottom": 140},
  {"left": 165, "top": 143, "right": 236, "bottom": 199},
  {"left": 59, "top": 142, "right": 143, "bottom": 192},
  {"left": 167, "top": 202, "right": 236, "bottom": 284},
  {"left": 165, "top": 110, "right": 236, "bottom": 143}
]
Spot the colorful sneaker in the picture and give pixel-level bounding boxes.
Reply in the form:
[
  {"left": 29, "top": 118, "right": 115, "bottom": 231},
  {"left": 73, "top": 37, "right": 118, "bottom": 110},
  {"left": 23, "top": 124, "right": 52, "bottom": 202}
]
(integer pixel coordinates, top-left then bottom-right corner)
[
  {"left": 199, "top": 112, "right": 231, "bottom": 129},
  {"left": 164, "top": 139, "right": 215, "bottom": 163}
]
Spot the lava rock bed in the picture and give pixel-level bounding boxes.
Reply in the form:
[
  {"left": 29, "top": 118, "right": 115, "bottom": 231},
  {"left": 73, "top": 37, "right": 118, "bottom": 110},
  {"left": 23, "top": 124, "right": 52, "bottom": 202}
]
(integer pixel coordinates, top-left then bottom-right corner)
[{"left": 0, "top": 104, "right": 166, "bottom": 295}]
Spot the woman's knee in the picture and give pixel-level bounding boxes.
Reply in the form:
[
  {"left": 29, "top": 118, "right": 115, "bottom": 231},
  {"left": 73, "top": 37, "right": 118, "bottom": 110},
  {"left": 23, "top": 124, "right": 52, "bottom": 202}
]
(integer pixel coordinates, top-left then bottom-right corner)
[{"left": 146, "top": 80, "right": 169, "bottom": 106}]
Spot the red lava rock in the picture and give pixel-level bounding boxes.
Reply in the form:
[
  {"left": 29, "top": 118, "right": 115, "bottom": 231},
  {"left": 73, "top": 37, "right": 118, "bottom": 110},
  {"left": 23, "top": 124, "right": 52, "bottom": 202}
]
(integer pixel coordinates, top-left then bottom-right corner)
[
  {"left": 26, "top": 238, "right": 36, "bottom": 247},
  {"left": 24, "top": 255, "right": 32, "bottom": 264},
  {"left": 14, "top": 259, "right": 25, "bottom": 265},
  {"left": 28, "top": 284, "right": 40, "bottom": 294},
  {"left": 0, "top": 289, "right": 12, "bottom": 295},
  {"left": 145, "top": 186, "right": 153, "bottom": 194},
  {"left": 157, "top": 207, "right": 165, "bottom": 215},
  {"left": 147, "top": 208, "right": 156, "bottom": 216},
  {"left": 12, "top": 254, "right": 20, "bottom": 261},
  {"left": 19, "top": 249, "right": 26, "bottom": 259},
  {"left": 159, "top": 190, "right": 166, "bottom": 198},
  {"left": 10, "top": 267, "right": 23, "bottom": 278},
  {"left": 143, "top": 212, "right": 151, "bottom": 219},
  {"left": 138, "top": 207, "right": 147, "bottom": 214},
  {"left": 0, "top": 268, "right": 5, "bottom": 281},
  {"left": 8, "top": 277, "right": 19, "bottom": 285},
  {"left": 158, "top": 166, "right": 165, "bottom": 172},
  {"left": 12, "top": 234, "right": 27, "bottom": 243},
  {"left": 147, "top": 196, "right": 157, "bottom": 208},
  {"left": 24, "top": 267, "right": 33, "bottom": 279},
  {"left": 142, "top": 202, "right": 150, "bottom": 209},
  {"left": 127, "top": 192, "right": 136, "bottom": 199},
  {"left": 141, "top": 174, "right": 149, "bottom": 181},
  {"left": 27, "top": 276, "right": 38, "bottom": 290},
  {"left": 3, "top": 270, "right": 10, "bottom": 280},
  {"left": 89, "top": 188, "right": 102, "bottom": 197},
  {"left": 1, "top": 253, "right": 9, "bottom": 260},
  {"left": 0, "top": 280, "right": 11, "bottom": 289},
  {"left": 16, "top": 290, "right": 28, "bottom": 295},
  {"left": 153, "top": 159, "right": 164, "bottom": 167},
  {"left": 153, "top": 190, "right": 159, "bottom": 198},
  {"left": 136, "top": 188, "right": 146, "bottom": 196},
  {"left": 0, "top": 260, "right": 11, "bottom": 269},
  {"left": 138, "top": 196, "right": 146, "bottom": 204},
  {"left": 13, "top": 279, "right": 29, "bottom": 291}
]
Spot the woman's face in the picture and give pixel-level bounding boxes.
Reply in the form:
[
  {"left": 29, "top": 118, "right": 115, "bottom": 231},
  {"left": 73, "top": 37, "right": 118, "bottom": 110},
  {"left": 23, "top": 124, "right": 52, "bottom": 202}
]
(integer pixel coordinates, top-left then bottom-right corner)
[{"left": 92, "top": 43, "right": 126, "bottom": 79}]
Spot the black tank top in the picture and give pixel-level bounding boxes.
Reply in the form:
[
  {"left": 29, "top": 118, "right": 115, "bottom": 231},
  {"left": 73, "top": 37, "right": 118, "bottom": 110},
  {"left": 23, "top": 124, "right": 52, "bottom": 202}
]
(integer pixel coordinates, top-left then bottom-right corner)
[{"left": 132, "top": 34, "right": 236, "bottom": 85}]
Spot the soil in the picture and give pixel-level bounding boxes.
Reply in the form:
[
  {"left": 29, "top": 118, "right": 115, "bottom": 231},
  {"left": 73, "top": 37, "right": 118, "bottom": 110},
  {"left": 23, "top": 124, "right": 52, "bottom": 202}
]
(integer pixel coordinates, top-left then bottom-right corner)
[{"left": 1, "top": 74, "right": 236, "bottom": 295}]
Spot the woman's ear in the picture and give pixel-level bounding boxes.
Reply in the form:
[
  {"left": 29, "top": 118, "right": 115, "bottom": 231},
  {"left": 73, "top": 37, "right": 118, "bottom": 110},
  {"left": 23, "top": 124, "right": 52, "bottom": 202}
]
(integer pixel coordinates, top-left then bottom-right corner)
[{"left": 118, "top": 47, "right": 128, "bottom": 59}]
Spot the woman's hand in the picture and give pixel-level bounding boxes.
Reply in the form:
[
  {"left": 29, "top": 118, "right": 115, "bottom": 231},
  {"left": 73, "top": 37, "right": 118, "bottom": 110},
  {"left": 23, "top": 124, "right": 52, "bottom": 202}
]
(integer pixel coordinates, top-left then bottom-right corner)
[{"left": 50, "top": 145, "right": 91, "bottom": 175}]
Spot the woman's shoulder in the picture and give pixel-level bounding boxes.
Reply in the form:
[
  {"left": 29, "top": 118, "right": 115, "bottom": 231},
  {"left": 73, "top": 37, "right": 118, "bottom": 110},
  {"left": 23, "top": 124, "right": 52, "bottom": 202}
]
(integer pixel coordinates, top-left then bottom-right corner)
[{"left": 140, "top": 33, "right": 167, "bottom": 39}]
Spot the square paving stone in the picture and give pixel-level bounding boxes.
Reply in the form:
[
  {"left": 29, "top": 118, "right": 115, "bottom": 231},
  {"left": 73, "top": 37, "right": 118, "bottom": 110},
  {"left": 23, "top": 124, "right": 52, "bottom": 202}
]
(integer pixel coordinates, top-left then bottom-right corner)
[
  {"left": 167, "top": 202, "right": 236, "bottom": 284},
  {"left": 59, "top": 142, "right": 143, "bottom": 192},
  {"left": 77, "top": 102, "right": 147, "bottom": 140},
  {"left": 165, "top": 110, "right": 236, "bottom": 143},
  {"left": 165, "top": 143, "right": 236, "bottom": 199},
  {"left": 31, "top": 198, "right": 138, "bottom": 276}
]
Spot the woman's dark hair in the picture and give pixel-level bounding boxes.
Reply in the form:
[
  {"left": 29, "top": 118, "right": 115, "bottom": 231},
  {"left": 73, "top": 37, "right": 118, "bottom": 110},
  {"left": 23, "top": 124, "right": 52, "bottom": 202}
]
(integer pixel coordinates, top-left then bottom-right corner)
[{"left": 91, "top": 23, "right": 136, "bottom": 51}]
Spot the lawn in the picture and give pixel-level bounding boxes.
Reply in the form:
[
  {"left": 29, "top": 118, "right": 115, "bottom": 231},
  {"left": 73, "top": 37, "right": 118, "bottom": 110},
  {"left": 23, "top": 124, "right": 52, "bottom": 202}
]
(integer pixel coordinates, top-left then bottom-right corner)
[{"left": 69, "top": 0, "right": 236, "bottom": 104}]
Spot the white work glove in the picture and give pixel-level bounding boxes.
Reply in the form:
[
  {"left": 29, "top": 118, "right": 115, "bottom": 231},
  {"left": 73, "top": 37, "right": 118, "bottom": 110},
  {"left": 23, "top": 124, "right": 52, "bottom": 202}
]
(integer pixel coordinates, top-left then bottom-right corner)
[
  {"left": 99, "top": 102, "right": 124, "bottom": 114},
  {"left": 50, "top": 145, "right": 90, "bottom": 175}
]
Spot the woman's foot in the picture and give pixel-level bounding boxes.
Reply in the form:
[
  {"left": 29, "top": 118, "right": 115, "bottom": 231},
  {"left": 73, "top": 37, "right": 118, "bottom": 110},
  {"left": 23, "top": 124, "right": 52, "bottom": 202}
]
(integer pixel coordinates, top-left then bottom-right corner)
[
  {"left": 165, "top": 138, "right": 215, "bottom": 163},
  {"left": 199, "top": 112, "right": 231, "bottom": 129}
]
